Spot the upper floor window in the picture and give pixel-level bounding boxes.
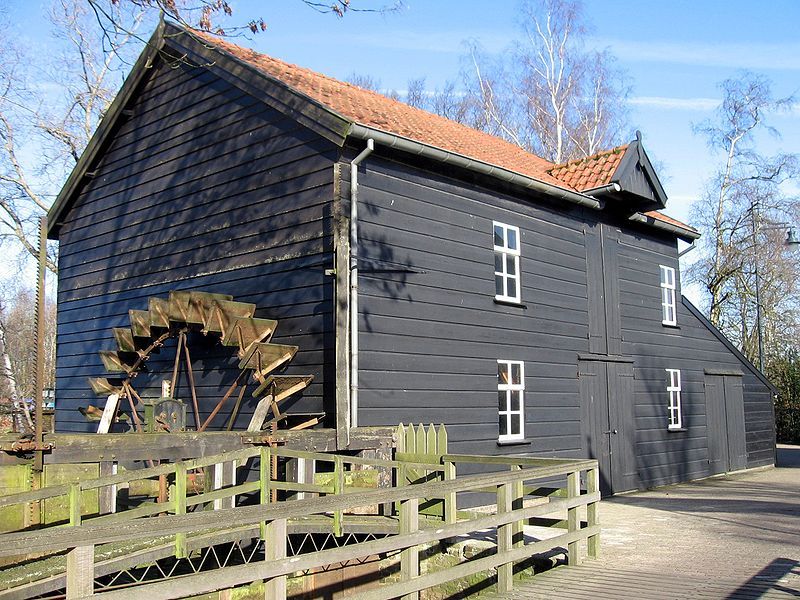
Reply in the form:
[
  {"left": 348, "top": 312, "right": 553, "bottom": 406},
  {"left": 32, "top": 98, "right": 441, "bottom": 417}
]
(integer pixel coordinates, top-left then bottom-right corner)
[
  {"left": 494, "top": 222, "right": 521, "bottom": 303},
  {"left": 666, "top": 368, "right": 682, "bottom": 430},
  {"left": 498, "top": 359, "right": 525, "bottom": 441},
  {"left": 660, "top": 265, "right": 677, "bottom": 326}
]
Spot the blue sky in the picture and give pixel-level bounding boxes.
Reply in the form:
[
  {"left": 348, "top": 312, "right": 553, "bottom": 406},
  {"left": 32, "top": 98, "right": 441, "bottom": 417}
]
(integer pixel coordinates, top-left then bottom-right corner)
[
  {"left": 235, "top": 0, "right": 800, "bottom": 228},
  {"left": 9, "top": 0, "right": 799, "bottom": 227},
  {"left": 7, "top": 0, "right": 800, "bottom": 281}
]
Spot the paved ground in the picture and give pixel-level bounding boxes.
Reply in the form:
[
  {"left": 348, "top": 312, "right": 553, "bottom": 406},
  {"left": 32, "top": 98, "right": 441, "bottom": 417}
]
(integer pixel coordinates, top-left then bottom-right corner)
[{"left": 492, "top": 445, "right": 800, "bottom": 599}]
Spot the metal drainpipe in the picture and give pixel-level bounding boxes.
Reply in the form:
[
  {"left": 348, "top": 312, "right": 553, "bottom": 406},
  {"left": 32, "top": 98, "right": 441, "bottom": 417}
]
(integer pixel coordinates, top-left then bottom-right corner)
[{"left": 350, "top": 139, "right": 374, "bottom": 429}]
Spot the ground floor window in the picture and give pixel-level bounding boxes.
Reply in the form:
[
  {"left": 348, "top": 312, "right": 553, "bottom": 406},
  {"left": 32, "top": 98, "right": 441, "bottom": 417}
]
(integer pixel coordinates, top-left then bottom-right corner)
[
  {"left": 498, "top": 359, "right": 525, "bottom": 441},
  {"left": 666, "top": 368, "right": 682, "bottom": 429}
]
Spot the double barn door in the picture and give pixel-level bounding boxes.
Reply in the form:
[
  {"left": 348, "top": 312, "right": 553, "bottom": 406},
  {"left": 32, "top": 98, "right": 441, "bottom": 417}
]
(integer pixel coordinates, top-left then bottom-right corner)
[{"left": 704, "top": 372, "right": 747, "bottom": 473}]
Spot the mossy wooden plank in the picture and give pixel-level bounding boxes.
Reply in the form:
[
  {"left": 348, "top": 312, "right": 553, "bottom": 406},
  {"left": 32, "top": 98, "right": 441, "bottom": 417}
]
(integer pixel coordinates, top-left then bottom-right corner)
[
  {"left": 87, "top": 377, "right": 124, "bottom": 396},
  {"left": 252, "top": 375, "right": 313, "bottom": 399},
  {"left": 189, "top": 292, "right": 234, "bottom": 330},
  {"left": 222, "top": 317, "right": 277, "bottom": 350},
  {"left": 148, "top": 297, "right": 170, "bottom": 329},
  {"left": 205, "top": 300, "right": 256, "bottom": 336},
  {"left": 238, "top": 343, "right": 297, "bottom": 376},
  {"left": 129, "top": 309, "right": 151, "bottom": 338},
  {"left": 0, "top": 465, "right": 31, "bottom": 533},
  {"left": 42, "top": 463, "right": 100, "bottom": 526},
  {"left": 112, "top": 328, "right": 136, "bottom": 353}
]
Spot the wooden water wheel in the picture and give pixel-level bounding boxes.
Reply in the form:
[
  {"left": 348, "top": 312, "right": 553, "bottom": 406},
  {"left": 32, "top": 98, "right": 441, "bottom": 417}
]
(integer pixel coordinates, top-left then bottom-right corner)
[{"left": 85, "top": 291, "right": 314, "bottom": 433}]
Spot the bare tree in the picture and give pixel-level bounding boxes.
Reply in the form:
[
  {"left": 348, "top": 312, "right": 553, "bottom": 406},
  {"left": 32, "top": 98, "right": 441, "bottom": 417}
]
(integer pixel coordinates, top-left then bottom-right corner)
[
  {"left": 689, "top": 72, "right": 799, "bottom": 367},
  {"left": 0, "top": 287, "right": 57, "bottom": 404},
  {"left": 0, "top": 0, "right": 145, "bottom": 274},
  {"left": 86, "top": 0, "right": 402, "bottom": 41},
  {"left": 457, "top": 0, "right": 629, "bottom": 163}
]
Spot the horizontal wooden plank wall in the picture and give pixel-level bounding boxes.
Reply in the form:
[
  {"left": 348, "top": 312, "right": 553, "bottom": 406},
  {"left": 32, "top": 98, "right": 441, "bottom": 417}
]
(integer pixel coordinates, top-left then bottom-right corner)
[
  {"left": 351, "top": 148, "right": 774, "bottom": 489},
  {"left": 615, "top": 224, "right": 775, "bottom": 487},
  {"left": 55, "top": 59, "right": 338, "bottom": 432},
  {"left": 351, "top": 152, "right": 592, "bottom": 465}
]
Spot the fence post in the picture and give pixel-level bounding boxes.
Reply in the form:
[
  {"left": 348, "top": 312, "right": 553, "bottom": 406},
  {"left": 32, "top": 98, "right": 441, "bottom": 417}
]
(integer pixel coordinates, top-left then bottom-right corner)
[
  {"left": 66, "top": 544, "right": 94, "bottom": 599},
  {"left": 496, "top": 482, "right": 513, "bottom": 593},
  {"left": 333, "top": 455, "right": 344, "bottom": 537},
  {"left": 174, "top": 462, "right": 187, "bottom": 558},
  {"left": 399, "top": 496, "right": 420, "bottom": 600},
  {"left": 67, "top": 482, "right": 93, "bottom": 599},
  {"left": 510, "top": 465, "right": 524, "bottom": 548},
  {"left": 567, "top": 470, "right": 580, "bottom": 566},
  {"left": 260, "top": 446, "right": 272, "bottom": 540},
  {"left": 587, "top": 467, "right": 600, "bottom": 559},
  {"left": 443, "top": 459, "right": 456, "bottom": 524},
  {"left": 264, "top": 518, "right": 288, "bottom": 600}
]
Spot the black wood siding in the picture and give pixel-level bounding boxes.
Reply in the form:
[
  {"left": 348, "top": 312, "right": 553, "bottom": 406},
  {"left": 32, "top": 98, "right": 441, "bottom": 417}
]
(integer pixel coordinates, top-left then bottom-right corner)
[
  {"left": 350, "top": 153, "right": 591, "bottom": 460},
  {"left": 615, "top": 225, "right": 775, "bottom": 486},
  {"left": 350, "top": 149, "right": 774, "bottom": 486},
  {"left": 55, "top": 61, "right": 338, "bottom": 432}
]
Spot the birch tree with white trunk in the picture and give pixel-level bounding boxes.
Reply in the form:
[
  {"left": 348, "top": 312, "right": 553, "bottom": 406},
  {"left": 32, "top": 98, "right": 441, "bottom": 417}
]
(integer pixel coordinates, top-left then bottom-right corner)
[{"left": 689, "top": 73, "right": 799, "bottom": 364}]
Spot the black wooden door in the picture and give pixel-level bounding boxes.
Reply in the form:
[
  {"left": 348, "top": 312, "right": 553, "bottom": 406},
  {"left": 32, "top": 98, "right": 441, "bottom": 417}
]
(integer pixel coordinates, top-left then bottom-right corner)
[
  {"left": 705, "top": 373, "right": 747, "bottom": 473},
  {"left": 579, "top": 359, "right": 637, "bottom": 495}
]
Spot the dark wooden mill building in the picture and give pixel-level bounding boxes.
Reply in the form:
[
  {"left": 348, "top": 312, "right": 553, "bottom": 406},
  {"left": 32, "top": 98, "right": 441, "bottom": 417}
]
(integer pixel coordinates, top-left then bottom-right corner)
[{"left": 47, "top": 22, "right": 776, "bottom": 494}]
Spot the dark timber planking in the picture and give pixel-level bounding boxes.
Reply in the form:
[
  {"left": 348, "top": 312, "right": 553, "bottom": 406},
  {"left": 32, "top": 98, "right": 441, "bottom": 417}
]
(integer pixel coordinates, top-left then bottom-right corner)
[
  {"left": 50, "top": 27, "right": 774, "bottom": 488},
  {"left": 613, "top": 222, "right": 774, "bottom": 486},
  {"left": 54, "top": 61, "right": 337, "bottom": 433},
  {"left": 352, "top": 152, "right": 591, "bottom": 459}
]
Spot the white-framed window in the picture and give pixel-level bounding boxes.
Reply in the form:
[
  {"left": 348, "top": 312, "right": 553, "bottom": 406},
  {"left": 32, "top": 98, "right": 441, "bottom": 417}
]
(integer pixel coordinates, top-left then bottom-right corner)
[
  {"left": 660, "top": 265, "right": 677, "bottom": 326},
  {"left": 666, "top": 368, "right": 682, "bottom": 430},
  {"left": 498, "top": 359, "right": 525, "bottom": 441},
  {"left": 494, "top": 222, "right": 521, "bottom": 303}
]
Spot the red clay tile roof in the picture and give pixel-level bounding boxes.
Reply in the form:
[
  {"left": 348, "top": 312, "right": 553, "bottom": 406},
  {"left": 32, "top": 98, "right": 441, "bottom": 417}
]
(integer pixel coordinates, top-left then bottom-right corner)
[
  {"left": 194, "top": 32, "right": 569, "bottom": 189},
  {"left": 193, "top": 32, "right": 697, "bottom": 237},
  {"left": 644, "top": 211, "right": 698, "bottom": 234},
  {"left": 547, "top": 145, "right": 628, "bottom": 191}
]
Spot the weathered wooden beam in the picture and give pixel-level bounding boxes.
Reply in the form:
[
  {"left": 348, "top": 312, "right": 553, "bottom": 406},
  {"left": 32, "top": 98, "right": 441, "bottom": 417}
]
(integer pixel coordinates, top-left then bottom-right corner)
[
  {"left": 65, "top": 545, "right": 94, "bottom": 599},
  {"left": 37, "top": 432, "right": 248, "bottom": 464},
  {"left": 332, "top": 162, "right": 351, "bottom": 450},
  {"left": 246, "top": 394, "right": 274, "bottom": 433},
  {"left": 264, "top": 518, "right": 287, "bottom": 600},
  {"left": 96, "top": 394, "right": 120, "bottom": 434},
  {"left": 567, "top": 470, "right": 580, "bottom": 566},
  {"left": 496, "top": 482, "right": 513, "bottom": 593},
  {"left": 399, "top": 497, "right": 420, "bottom": 600},
  {"left": 587, "top": 467, "right": 600, "bottom": 559}
]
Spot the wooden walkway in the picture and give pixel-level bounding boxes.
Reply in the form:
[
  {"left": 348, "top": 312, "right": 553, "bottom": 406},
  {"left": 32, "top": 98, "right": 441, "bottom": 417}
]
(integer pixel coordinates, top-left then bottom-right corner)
[{"left": 491, "top": 559, "right": 800, "bottom": 599}]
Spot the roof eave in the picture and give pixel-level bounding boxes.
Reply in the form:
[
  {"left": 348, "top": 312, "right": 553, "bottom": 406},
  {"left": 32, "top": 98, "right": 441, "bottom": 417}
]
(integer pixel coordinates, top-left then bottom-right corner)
[
  {"left": 348, "top": 124, "right": 603, "bottom": 211},
  {"left": 681, "top": 297, "right": 779, "bottom": 394},
  {"left": 628, "top": 212, "right": 700, "bottom": 242}
]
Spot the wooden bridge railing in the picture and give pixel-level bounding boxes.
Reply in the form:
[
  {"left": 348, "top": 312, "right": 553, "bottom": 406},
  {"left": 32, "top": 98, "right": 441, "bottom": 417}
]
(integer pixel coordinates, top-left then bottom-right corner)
[{"left": 0, "top": 449, "right": 600, "bottom": 600}]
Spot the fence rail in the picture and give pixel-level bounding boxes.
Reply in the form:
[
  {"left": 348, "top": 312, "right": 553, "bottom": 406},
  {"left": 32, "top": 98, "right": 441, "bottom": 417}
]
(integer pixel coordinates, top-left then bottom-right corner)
[{"left": 0, "top": 440, "right": 600, "bottom": 600}]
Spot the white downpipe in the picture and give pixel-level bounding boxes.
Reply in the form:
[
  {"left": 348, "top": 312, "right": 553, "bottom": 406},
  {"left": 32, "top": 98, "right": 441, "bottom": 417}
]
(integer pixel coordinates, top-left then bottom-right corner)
[{"left": 350, "top": 139, "right": 374, "bottom": 429}]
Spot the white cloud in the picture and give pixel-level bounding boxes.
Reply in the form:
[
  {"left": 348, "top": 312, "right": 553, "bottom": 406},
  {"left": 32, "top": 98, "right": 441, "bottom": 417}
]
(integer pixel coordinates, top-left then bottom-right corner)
[
  {"left": 629, "top": 96, "right": 719, "bottom": 111},
  {"left": 594, "top": 37, "right": 800, "bottom": 71}
]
